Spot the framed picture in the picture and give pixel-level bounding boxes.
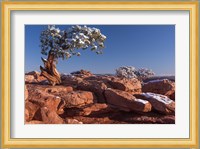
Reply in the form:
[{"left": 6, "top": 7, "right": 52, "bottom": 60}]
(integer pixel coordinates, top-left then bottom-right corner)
[{"left": 1, "top": 1, "right": 199, "bottom": 148}]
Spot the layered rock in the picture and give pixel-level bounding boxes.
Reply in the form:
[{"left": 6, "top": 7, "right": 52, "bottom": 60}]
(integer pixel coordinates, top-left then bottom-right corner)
[{"left": 104, "top": 88, "right": 151, "bottom": 112}]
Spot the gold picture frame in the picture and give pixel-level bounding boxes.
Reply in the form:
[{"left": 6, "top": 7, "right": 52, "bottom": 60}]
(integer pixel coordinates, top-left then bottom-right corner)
[{"left": 1, "top": 1, "right": 199, "bottom": 148}]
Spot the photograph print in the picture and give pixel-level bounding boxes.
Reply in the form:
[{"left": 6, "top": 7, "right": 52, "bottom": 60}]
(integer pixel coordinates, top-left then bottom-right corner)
[{"left": 25, "top": 25, "right": 175, "bottom": 124}]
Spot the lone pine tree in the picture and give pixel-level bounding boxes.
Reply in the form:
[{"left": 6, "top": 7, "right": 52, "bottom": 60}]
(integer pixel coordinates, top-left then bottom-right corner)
[{"left": 40, "top": 25, "right": 106, "bottom": 86}]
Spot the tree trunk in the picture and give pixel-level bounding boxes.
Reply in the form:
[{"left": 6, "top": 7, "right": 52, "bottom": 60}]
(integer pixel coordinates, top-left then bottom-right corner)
[{"left": 40, "top": 50, "right": 61, "bottom": 86}]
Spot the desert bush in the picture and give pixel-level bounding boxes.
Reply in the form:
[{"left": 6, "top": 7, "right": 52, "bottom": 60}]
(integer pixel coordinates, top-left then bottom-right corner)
[
  {"left": 116, "top": 66, "right": 155, "bottom": 80},
  {"left": 115, "top": 66, "right": 137, "bottom": 79},
  {"left": 134, "top": 68, "right": 155, "bottom": 80}
]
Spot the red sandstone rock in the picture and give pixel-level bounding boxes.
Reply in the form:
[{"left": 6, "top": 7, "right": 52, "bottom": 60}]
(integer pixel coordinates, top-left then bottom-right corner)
[
  {"left": 25, "top": 109, "right": 29, "bottom": 121},
  {"left": 104, "top": 88, "right": 151, "bottom": 112},
  {"left": 25, "top": 85, "right": 28, "bottom": 100},
  {"left": 62, "top": 75, "right": 142, "bottom": 102},
  {"left": 107, "top": 77, "right": 142, "bottom": 94},
  {"left": 85, "top": 76, "right": 142, "bottom": 94},
  {"left": 25, "top": 101, "right": 40, "bottom": 121},
  {"left": 63, "top": 91, "right": 95, "bottom": 108},
  {"left": 26, "top": 120, "right": 44, "bottom": 124},
  {"left": 28, "top": 90, "right": 65, "bottom": 118},
  {"left": 61, "top": 75, "right": 83, "bottom": 87},
  {"left": 44, "top": 86, "right": 73, "bottom": 93},
  {"left": 165, "top": 90, "right": 175, "bottom": 100},
  {"left": 170, "top": 92, "right": 175, "bottom": 100},
  {"left": 81, "top": 103, "right": 117, "bottom": 116},
  {"left": 25, "top": 71, "right": 47, "bottom": 84},
  {"left": 70, "top": 69, "right": 93, "bottom": 78},
  {"left": 25, "top": 75, "right": 35, "bottom": 83},
  {"left": 134, "top": 93, "right": 175, "bottom": 114},
  {"left": 25, "top": 71, "right": 40, "bottom": 76},
  {"left": 77, "top": 80, "right": 107, "bottom": 103},
  {"left": 66, "top": 118, "right": 83, "bottom": 124},
  {"left": 40, "top": 107, "right": 64, "bottom": 124},
  {"left": 25, "top": 73, "right": 175, "bottom": 124},
  {"left": 142, "top": 79, "right": 175, "bottom": 95}
]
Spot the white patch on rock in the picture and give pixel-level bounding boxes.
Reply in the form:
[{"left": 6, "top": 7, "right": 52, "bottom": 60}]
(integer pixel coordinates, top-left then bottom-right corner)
[
  {"left": 144, "top": 79, "right": 166, "bottom": 84},
  {"left": 142, "top": 92, "right": 173, "bottom": 104},
  {"left": 134, "top": 98, "right": 149, "bottom": 104}
]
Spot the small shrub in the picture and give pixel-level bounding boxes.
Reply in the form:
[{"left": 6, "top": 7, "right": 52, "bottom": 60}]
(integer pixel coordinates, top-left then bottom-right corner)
[
  {"left": 116, "top": 66, "right": 137, "bottom": 79},
  {"left": 115, "top": 66, "right": 155, "bottom": 80}
]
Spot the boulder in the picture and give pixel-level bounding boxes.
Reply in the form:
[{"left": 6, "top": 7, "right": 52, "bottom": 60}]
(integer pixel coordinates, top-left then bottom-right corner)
[
  {"left": 107, "top": 77, "right": 142, "bottom": 94},
  {"left": 61, "top": 75, "right": 83, "bottom": 87},
  {"left": 86, "top": 76, "right": 142, "bottom": 94},
  {"left": 28, "top": 90, "right": 65, "bottom": 114},
  {"left": 104, "top": 88, "right": 151, "bottom": 112},
  {"left": 142, "top": 79, "right": 175, "bottom": 95},
  {"left": 134, "top": 92, "right": 175, "bottom": 114},
  {"left": 77, "top": 80, "right": 107, "bottom": 103},
  {"left": 63, "top": 91, "right": 95, "bottom": 108}
]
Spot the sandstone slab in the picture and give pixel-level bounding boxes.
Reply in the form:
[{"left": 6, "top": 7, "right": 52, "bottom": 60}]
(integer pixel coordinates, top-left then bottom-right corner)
[
  {"left": 104, "top": 88, "right": 151, "bottom": 112},
  {"left": 134, "top": 92, "right": 175, "bottom": 114},
  {"left": 142, "top": 79, "right": 175, "bottom": 95}
]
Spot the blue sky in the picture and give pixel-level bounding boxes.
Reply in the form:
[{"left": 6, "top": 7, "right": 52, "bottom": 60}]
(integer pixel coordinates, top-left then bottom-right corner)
[{"left": 25, "top": 25, "right": 175, "bottom": 75}]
